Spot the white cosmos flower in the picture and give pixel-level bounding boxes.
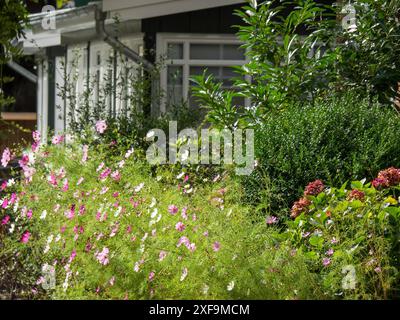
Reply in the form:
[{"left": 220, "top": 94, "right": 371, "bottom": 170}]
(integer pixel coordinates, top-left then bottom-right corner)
[
  {"left": 146, "top": 130, "right": 155, "bottom": 139},
  {"left": 151, "top": 208, "right": 158, "bottom": 218},
  {"left": 180, "top": 267, "right": 188, "bottom": 282},
  {"left": 40, "top": 210, "right": 47, "bottom": 220},
  {"left": 227, "top": 281, "right": 235, "bottom": 291},
  {"left": 150, "top": 198, "right": 157, "bottom": 208},
  {"left": 202, "top": 284, "right": 209, "bottom": 295},
  {"left": 176, "top": 172, "right": 185, "bottom": 179},
  {"left": 134, "top": 183, "right": 145, "bottom": 193}
]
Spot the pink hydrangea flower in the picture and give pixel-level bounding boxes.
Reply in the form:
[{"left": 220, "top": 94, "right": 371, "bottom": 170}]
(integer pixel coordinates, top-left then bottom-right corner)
[{"left": 95, "top": 120, "right": 107, "bottom": 134}]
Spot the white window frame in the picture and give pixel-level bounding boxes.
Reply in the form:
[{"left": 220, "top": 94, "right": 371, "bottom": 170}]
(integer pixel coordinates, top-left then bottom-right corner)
[{"left": 157, "top": 33, "right": 248, "bottom": 114}]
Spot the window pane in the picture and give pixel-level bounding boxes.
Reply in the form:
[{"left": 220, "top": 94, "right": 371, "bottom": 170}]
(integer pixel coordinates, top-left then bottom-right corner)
[
  {"left": 167, "top": 43, "right": 183, "bottom": 59},
  {"left": 167, "top": 65, "right": 183, "bottom": 106},
  {"left": 190, "top": 44, "right": 220, "bottom": 60},
  {"left": 222, "top": 44, "right": 245, "bottom": 60},
  {"left": 190, "top": 66, "right": 220, "bottom": 78}
]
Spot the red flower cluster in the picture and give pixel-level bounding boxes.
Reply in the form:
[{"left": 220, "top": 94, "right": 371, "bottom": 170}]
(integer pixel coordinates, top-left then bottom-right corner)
[
  {"left": 372, "top": 167, "right": 400, "bottom": 189},
  {"left": 290, "top": 197, "right": 311, "bottom": 219},
  {"left": 304, "top": 179, "right": 325, "bottom": 196},
  {"left": 347, "top": 189, "right": 365, "bottom": 201}
]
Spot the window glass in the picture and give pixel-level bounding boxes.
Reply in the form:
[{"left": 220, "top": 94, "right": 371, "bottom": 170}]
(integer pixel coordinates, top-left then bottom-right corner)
[
  {"left": 222, "top": 44, "right": 245, "bottom": 60},
  {"left": 167, "top": 43, "right": 183, "bottom": 60},
  {"left": 190, "top": 44, "right": 220, "bottom": 60},
  {"left": 167, "top": 65, "right": 183, "bottom": 106}
]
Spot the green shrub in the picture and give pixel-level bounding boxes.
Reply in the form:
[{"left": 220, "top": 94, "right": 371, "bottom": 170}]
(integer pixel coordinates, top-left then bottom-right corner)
[
  {"left": 283, "top": 171, "right": 400, "bottom": 299},
  {"left": 243, "top": 93, "right": 400, "bottom": 213}
]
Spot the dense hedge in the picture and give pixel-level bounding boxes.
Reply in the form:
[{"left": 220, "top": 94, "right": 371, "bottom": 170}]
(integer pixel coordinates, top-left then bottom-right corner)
[{"left": 243, "top": 93, "right": 400, "bottom": 214}]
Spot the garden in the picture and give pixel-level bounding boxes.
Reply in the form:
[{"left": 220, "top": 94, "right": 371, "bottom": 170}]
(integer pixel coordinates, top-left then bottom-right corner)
[{"left": 0, "top": 0, "right": 399, "bottom": 300}]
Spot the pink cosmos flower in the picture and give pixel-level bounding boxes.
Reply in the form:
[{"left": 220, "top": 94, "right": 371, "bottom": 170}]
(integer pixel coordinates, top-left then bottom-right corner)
[
  {"left": 99, "top": 168, "right": 112, "bottom": 181},
  {"left": 266, "top": 216, "right": 278, "bottom": 225},
  {"left": 159, "top": 250, "right": 167, "bottom": 261},
  {"left": 181, "top": 207, "right": 188, "bottom": 220},
  {"left": 326, "top": 248, "right": 334, "bottom": 256},
  {"left": 9, "top": 193, "right": 17, "bottom": 204},
  {"left": 68, "top": 250, "right": 77, "bottom": 263},
  {"left": 100, "top": 187, "right": 109, "bottom": 194},
  {"left": 51, "top": 135, "right": 64, "bottom": 145},
  {"left": 1, "top": 215, "right": 10, "bottom": 225},
  {"left": 212, "top": 241, "right": 221, "bottom": 252},
  {"left": 77, "top": 177, "right": 84, "bottom": 185},
  {"left": 26, "top": 209, "right": 33, "bottom": 219},
  {"left": 177, "top": 236, "right": 190, "bottom": 248},
  {"left": 322, "top": 258, "right": 331, "bottom": 266},
  {"left": 95, "top": 247, "right": 110, "bottom": 265},
  {"left": 168, "top": 205, "right": 178, "bottom": 215},
  {"left": 1, "top": 198, "right": 8, "bottom": 209},
  {"left": 0, "top": 181, "right": 7, "bottom": 191},
  {"left": 47, "top": 173, "right": 57, "bottom": 186},
  {"left": 109, "top": 276, "right": 115, "bottom": 286},
  {"left": 111, "top": 170, "right": 121, "bottom": 182},
  {"left": 62, "top": 179, "right": 69, "bottom": 192},
  {"left": 149, "top": 271, "right": 155, "bottom": 282},
  {"left": 23, "top": 166, "right": 35, "bottom": 180},
  {"left": 95, "top": 120, "right": 107, "bottom": 134},
  {"left": 31, "top": 142, "right": 39, "bottom": 153},
  {"left": 79, "top": 205, "right": 86, "bottom": 215},
  {"left": 374, "top": 267, "right": 382, "bottom": 273},
  {"left": 1, "top": 148, "right": 11, "bottom": 167},
  {"left": 81, "top": 145, "right": 89, "bottom": 162},
  {"left": 65, "top": 205, "right": 75, "bottom": 220},
  {"left": 18, "top": 154, "right": 29, "bottom": 167},
  {"left": 21, "top": 231, "right": 31, "bottom": 243},
  {"left": 32, "top": 130, "right": 41, "bottom": 143},
  {"left": 175, "top": 222, "right": 186, "bottom": 232}
]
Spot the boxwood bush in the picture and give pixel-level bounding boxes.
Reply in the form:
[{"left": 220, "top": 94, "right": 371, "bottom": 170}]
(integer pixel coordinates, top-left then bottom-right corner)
[{"left": 243, "top": 93, "right": 400, "bottom": 214}]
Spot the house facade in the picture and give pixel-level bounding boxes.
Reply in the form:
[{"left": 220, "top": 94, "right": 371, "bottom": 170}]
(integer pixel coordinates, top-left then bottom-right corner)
[{"left": 18, "top": 0, "right": 247, "bottom": 138}]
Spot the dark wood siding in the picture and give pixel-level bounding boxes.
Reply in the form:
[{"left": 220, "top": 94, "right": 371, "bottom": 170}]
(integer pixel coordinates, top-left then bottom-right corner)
[{"left": 142, "top": 4, "right": 244, "bottom": 63}]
